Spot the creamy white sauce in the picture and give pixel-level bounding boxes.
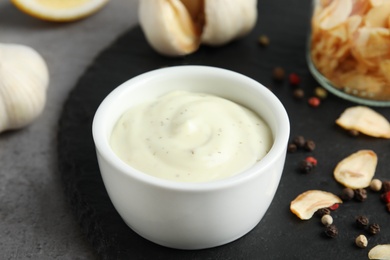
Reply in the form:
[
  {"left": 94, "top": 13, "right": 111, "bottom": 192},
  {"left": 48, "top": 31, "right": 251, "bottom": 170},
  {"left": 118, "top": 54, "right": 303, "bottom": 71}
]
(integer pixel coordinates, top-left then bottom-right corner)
[{"left": 110, "top": 91, "right": 272, "bottom": 183}]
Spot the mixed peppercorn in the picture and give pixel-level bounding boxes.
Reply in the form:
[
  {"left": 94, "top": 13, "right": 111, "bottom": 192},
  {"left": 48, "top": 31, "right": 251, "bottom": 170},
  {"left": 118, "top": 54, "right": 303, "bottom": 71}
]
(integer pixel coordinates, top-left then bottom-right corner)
[
  {"left": 261, "top": 36, "right": 390, "bottom": 255},
  {"left": 288, "top": 134, "right": 389, "bottom": 251},
  {"left": 270, "top": 65, "right": 328, "bottom": 107}
]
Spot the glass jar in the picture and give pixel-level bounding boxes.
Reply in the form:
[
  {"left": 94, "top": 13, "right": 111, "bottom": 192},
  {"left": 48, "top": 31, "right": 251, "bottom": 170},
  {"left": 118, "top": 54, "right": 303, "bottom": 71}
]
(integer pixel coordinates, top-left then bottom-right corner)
[{"left": 307, "top": 0, "right": 390, "bottom": 106}]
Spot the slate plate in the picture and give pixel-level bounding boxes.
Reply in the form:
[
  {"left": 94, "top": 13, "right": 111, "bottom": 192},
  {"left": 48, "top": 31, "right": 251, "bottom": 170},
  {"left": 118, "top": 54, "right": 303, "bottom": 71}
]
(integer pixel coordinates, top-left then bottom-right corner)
[{"left": 57, "top": 1, "right": 390, "bottom": 259}]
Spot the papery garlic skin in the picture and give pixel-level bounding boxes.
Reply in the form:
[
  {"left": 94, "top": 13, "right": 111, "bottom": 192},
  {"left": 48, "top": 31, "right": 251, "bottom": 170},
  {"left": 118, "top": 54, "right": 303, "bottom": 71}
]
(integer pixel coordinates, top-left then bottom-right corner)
[
  {"left": 0, "top": 43, "right": 49, "bottom": 133},
  {"left": 201, "top": 0, "right": 258, "bottom": 46},
  {"left": 139, "top": 0, "right": 201, "bottom": 56}
]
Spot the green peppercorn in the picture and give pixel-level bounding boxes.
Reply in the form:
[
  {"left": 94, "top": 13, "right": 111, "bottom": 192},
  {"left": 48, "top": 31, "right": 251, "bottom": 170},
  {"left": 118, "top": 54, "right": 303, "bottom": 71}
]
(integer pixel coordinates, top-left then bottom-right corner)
[{"left": 314, "top": 87, "right": 328, "bottom": 99}]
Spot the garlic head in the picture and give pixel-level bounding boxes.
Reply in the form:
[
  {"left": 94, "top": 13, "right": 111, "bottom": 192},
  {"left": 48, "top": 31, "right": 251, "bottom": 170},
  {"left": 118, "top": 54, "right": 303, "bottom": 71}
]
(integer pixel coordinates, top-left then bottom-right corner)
[
  {"left": 138, "top": 0, "right": 258, "bottom": 56},
  {"left": 0, "top": 43, "right": 49, "bottom": 133}
]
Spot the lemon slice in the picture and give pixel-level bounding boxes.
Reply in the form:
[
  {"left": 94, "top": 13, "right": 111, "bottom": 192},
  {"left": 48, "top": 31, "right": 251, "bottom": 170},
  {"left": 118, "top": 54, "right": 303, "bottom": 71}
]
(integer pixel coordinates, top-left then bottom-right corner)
[{"left": 11, "top": 0, "right": 110, "bottom": 22}]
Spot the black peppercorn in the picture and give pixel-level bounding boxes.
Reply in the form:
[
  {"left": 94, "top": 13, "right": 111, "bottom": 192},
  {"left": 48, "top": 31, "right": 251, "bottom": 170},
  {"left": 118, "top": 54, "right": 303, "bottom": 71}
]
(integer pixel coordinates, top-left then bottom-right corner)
[
  {"left": 383, "top": 181, "right": 390, "bottom": 192},
  {"left": 287, "top": 143, "right": 297, "bottom": 153},
  {"left": 272, "top": 67, "right": 285, "bottom": 82},
  {"left": 316, "top": 207, "right": 331, "bottom": 217},
  {"left": 354, "top": 188, "right": 367, "bottom": 202},
  {"left": 258, "top": 35, "right": 270, "bottom": 47},
  {"left": 347, "top": 129, "right": 360, "bottom": 137},
  {"left": 356, "top": 215, "right": 369, "bottom": 228},
  {"left": 325, "top": 224, "right": 338, "bottom": 238},
  {"left": 298, "top": 160, "right": 314, "bottom": 174},
  {"left": 293, "top": 136, "right": 305, "bottom": 148},
  {"left": 304, "top": 140, "right": 316, "bottom": 151},
  {"left": 293, "top": 88, "right": 305, "bottom": 100},
  {"left": 369, "top": 223, "right": 380, "bottom": 235},
  {"left": 340, "top": 187, "right": 355, "bottom": 201}
]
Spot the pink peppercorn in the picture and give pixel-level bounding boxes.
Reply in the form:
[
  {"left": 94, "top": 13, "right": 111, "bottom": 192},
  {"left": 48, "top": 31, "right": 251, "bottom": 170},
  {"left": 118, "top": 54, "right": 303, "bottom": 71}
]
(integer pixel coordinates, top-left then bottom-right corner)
[
  {"left": 289, "top": 73, "right": 300, "bottom": 85},
  {"left": 305, "top": 156, "right": 317, "bottom": 166},
  {"left": 308, "top": 96, "right": 321, "bottom": 107},
  {"left": 381, "top": 191, "right": 390, "bottom": 204},
  {"left": 329, "top": 203, "right": 339, "bottom": 211}
]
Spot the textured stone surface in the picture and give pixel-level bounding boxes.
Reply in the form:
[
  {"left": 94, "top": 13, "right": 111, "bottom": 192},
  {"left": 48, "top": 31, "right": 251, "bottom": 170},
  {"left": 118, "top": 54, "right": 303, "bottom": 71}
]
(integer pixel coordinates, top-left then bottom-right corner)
[{"left": 0, "top": 1, "right": 138, "bottom": 259}]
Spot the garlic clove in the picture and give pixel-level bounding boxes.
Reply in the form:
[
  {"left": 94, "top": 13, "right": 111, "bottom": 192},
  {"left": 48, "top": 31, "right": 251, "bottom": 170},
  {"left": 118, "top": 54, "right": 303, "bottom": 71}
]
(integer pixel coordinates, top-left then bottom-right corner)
[
  {"left": 0, "top": 43, "right": 49, "bottom": 133},
  {"left": 138, "top": 0, "right": 258, "bottom": 56},
  {"left": 138, "top": 0, "right": 201, "bottom": 56},
  {"left": 201, "top": 0, "right": 258, "bottom": 46}
]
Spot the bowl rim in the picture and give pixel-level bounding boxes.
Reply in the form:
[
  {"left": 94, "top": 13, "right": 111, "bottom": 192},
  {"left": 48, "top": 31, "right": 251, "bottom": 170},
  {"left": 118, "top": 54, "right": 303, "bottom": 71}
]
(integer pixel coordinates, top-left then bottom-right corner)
[{"left": 92, "top": 65, "right": 290, "bottom": 192}]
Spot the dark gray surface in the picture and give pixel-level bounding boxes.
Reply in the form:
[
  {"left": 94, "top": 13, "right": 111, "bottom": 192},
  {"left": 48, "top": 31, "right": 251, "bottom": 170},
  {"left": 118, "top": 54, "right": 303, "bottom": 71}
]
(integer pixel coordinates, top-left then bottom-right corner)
[{"left": 0, "top": 1, "right": 138, "bottom": 259}]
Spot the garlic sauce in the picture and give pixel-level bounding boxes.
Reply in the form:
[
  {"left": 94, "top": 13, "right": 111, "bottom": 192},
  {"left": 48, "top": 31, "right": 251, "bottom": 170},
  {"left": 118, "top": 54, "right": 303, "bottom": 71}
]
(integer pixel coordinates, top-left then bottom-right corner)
[{"left": 110, "top": 91, "right": 272, "bottom": 183}]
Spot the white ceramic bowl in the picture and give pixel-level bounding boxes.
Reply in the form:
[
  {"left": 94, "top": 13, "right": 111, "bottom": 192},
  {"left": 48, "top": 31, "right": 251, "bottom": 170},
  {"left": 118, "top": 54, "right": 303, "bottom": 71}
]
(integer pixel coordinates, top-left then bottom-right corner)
[{"left": 92, "top": 65, "right": 290, "bottom": 250}]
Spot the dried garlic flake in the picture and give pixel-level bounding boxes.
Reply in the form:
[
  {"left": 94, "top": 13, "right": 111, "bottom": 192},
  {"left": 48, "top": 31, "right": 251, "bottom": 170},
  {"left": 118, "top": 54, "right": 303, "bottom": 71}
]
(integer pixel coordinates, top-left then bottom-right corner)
[
  {"left": 368, "top": 244, "right": 390, "bottom": 260},
  {"left": 290, "top": 190, "right": 342, "bottom": 220},
  {"left": 334, "top": 150, "right": 377, "bottom": 189},
  {"left": 336, "top": 106, "right": 390, "bottom": 138}
]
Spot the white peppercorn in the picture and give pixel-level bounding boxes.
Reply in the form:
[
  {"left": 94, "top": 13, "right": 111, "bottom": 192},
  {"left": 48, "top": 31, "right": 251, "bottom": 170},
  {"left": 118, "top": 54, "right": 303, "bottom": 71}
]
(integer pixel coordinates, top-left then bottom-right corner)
[
  {"left": 370, "top": 179, "right": 383, "bottom": 192},
  {"left": 355, "top": 234, "right": 368, "bottom": 248},
  {"left": 321, "top": 214, "right": 333, "bottom": 226}
]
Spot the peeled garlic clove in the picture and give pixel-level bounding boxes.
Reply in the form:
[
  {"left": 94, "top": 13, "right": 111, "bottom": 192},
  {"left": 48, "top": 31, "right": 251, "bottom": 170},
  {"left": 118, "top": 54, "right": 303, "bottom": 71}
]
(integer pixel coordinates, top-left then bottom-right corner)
[
  {"left": 201, "top": 0, "right": 257, "bottom": 46},
  {"left": 336, "top": 106, "right": 390, "bottom": 138},
  {"left": 369, "top": 244, "right": 390, "bottom": 259},
  {"left": 334, "top": 150, "right": 377, "bottom": 189},
  {"left": 290, "top": 190, "right": 342, "bottom": 220},
  {"left": 138, "top": 0, "right": 201, "bottom": 56},
  {"left": 0, "top": 43, "right": 49, "bottom": 133}
]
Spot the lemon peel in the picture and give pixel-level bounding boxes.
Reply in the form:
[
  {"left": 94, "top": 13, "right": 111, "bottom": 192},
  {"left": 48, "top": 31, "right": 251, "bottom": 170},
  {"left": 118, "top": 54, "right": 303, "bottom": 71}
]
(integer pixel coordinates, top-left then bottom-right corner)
[{"left": 11, "top": 0, "right": 109, "bottom": 22}]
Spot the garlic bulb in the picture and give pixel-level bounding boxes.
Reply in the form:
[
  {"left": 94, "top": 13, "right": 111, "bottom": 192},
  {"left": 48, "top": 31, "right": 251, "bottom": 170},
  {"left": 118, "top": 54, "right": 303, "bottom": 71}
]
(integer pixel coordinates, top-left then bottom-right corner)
[
  {"left": 0, "top": 43, "right": 49, "bottom": 133},
  {"left": 138, "top": 0, "right": 258, "bottom": 56}
]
